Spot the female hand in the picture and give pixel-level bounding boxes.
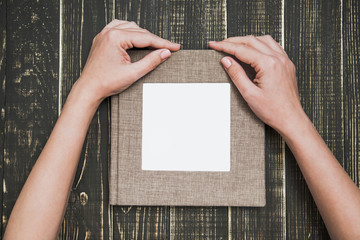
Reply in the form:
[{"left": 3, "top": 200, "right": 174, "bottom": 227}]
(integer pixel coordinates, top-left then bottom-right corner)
[
  {"left": 209, "top": 36, "right": 303, "bottom": 136},
  {"left": 75, "top": 19, "right": 180, "bottom": 105}
]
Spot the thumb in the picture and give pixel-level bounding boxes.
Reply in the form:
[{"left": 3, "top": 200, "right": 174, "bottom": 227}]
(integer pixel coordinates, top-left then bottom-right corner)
[
  {"left": 130, "top": 49, "right": 171, "bottom": 80},
  {"left": 221, "top": 56, "right": 259, "bottom": 100}
]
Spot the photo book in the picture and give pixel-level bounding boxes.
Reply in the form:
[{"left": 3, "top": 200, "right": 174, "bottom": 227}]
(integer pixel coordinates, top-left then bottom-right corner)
[{"left": 110, "top": 50, "right": 265, "bottom": 206}]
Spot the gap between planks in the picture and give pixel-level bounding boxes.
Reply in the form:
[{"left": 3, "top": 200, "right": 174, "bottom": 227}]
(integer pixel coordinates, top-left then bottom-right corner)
[
  {"left": 281, "top": 0, "right": 286, "bottom": 238},
  {"left": 340, "top": 0, "right": 345, "bottom": 170},
  {"left": 226, "top": 0, "right": 230, "bottom": 236},
  {"left": 58, "top": 0, "right": 63, "bottom": 116},
  {"left": 109, "top": 0, "right": 116, "bottom": 238}
]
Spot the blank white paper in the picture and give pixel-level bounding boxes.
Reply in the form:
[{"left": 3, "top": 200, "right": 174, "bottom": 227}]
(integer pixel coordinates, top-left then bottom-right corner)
[{"left": 142, "top": 83, "right": 230, "bottom": 171}]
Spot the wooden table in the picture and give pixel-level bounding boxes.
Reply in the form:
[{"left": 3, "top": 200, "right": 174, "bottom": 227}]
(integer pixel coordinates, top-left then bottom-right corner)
[{"left": 1, "top": 0, "right": 359, "bottom": 239}]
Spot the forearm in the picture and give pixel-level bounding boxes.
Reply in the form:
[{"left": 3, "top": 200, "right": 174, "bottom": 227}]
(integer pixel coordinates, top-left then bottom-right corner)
[
  {"left": 4, "top": 19, "right": 179, "bottom": 239},
  {"left": 211, "top": 35, "right": 360, "bottom": 239},
  {"left": 280, "top": 111, "right": 360, "bottom": 240},
  {"left": 4, "top": 80, "right": 100, "bottom": 239}
]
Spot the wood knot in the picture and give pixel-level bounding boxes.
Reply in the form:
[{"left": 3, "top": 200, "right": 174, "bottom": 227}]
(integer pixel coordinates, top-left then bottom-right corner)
[{"left": 80, "top": 192, "right": 88, "bottom": 205}]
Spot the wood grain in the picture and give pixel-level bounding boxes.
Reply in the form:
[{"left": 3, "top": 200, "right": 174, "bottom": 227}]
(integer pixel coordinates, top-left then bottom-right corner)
[
  {"left": 113, "top": 206, "right": 169, "bottom": 239},
  {"left": 226, "top": 0, "right": 285, "bottom": 239},
  {"left": 170, "top": 207, "right": 228, "bottom": 240},
  {"left": 343, "top": 0, "right": 360, "bottom": 185},
  {"left": 169, "top": 0, "right": 227, "bottom": 49},
  {"left": 59, "top": 0, "right": 110, "bottom": 239},
  {"left": 2, "top": 0, "right": 59, "bottom": 235},
  {"left": 285, "top": 0, "right": 342, "bottom": 238},
  {"left": 0, "top": 0, "right": 6, "bottom": 235}
]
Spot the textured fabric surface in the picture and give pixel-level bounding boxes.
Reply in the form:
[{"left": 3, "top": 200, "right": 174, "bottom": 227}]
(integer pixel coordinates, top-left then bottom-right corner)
[{"left": 110, "top": 50, "right": 265, "bottom": 206}]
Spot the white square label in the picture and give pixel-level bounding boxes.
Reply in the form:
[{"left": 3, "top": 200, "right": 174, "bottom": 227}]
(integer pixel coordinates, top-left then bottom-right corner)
[{"left": 142, "top": 83, "right": 230, "bottom": 171}]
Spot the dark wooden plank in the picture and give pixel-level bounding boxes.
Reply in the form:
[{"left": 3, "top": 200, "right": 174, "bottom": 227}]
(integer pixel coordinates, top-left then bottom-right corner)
[
  {"left": 59, "top": 0, "right": 110, "bottom": 239},
  {"left": 112, "top": 0, "right": 228, "bottom": 239},
  {"left": 284, "top": 0, "right": 342, "bottom": 238},
  {"left": 113, "top": 206, "right": 169, "bottom": 239},
  {"left": 113, "top": 1, "right": 171, "bottom": 239},
  {"left": 169, "top": 1, "right": 228, "bottom": 239},
  {"left": 343, "top": 0, "right": 360, "bottom": 185},
  {"left": 2, "top": 0, "right": 59, "bottom": 235},
  {"left": 170, "top": 207, "right": 228, "bottom": 239},
  {"left": 226, "top": 0, "right": 285, "bottom": 239},
  {"left": 0, "top": 0, "right": 6, "bottom": 235},
  {"left": 169, "top": 0, "right": 227, "bottom": 49}
]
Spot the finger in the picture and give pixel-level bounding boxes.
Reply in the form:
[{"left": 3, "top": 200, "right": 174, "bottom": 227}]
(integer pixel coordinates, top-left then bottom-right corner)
[
  {"left": 209, "top": 41, "right": 264, "bottom": 68},
  {"left": 223, "top": 36, "right": 275, "bottom": 55},
  {"left": 257, "top": 35, "right": 286, "bottom": 55},
  {"left": 130, "top": 49, "right": 172, "bottom": 80},
  {"left": 220, "top": 56, "right": 260, "bottom": 101},
  {"left": 125, "top": 31, "right": 181, "bottom": 51}
]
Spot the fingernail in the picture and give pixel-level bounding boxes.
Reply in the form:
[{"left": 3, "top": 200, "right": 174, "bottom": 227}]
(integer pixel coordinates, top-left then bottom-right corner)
[
  {"left": 160, "top": 49, "right": 171, "bottom": 60},
  {"left": 209, "top": 41, "right": 216, "bottom": 44},
  {"left": 221, "top": 57, "right": 232, "bottom": 69}
]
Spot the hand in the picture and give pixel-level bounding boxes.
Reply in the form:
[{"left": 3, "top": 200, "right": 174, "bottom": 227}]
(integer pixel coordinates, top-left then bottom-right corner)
[
  {"left": 209, "top": 36, "right": 304, "bottom": 135},
  {"left": 75, "top": 20, "right": 181, "bottom": 105}
]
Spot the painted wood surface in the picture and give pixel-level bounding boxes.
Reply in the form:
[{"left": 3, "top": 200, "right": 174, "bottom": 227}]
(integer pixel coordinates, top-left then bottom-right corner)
[
  {"left": 59, "top": 0, "right": 111, "bottom": 239},
  {"left": 1, "top": 0, "right": 59, "bottom": 236},
  {"left": 227, "top": 1, "right": 286, "bottom": 239},
  {"left": 0, "top": 0, "right": 6, "bottom": 236},
  {"left": 1, "top": 0, "right": 359, "bottom": 239},
  {"left": 343, "top": 0, "right": 359, "bottom": 186},
  {"left": 285, "top": 0, "right": 342, "bottom": 238}
]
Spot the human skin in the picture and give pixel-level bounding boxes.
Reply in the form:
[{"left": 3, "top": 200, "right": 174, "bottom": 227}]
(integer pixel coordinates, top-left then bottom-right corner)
[
  {"left": 3, "top": 20, "right": 360, "bottom": 239},
  {"left": 209, "top": 37, "right": 360, "bottom": 240}
]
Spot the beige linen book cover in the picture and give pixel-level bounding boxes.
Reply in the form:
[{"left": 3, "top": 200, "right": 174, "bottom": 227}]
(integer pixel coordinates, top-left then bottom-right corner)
[{"left": 110, "top": 50, "right": 265, "bottom": 206}]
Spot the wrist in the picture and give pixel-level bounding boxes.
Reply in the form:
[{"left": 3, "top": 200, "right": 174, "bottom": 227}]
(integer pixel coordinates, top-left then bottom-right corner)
[
  {"left": 66, "top": 78, "right": 103, "bottom": 114},
  {"left": 69, "top": 77, "right": 104, "bottom": 111},
  {"left": 275, "top": 109, "right": 313, "bottom": 141}
]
